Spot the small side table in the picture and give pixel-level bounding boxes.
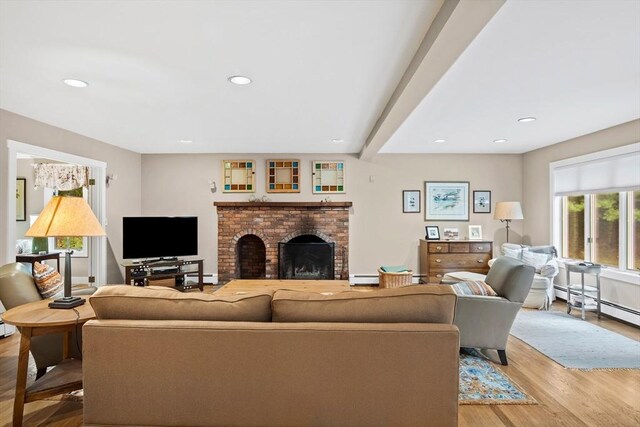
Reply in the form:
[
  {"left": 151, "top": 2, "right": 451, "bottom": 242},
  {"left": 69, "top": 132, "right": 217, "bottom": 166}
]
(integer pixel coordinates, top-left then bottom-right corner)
[
  {"left": 2, "top": 297, "right": 95, "bottom": 426},
  {"left": 565, "top": 262, "right": 602, "bottom": 320},
  {"left": 16, "top": 252, "right": 61, "bottom": 275}
]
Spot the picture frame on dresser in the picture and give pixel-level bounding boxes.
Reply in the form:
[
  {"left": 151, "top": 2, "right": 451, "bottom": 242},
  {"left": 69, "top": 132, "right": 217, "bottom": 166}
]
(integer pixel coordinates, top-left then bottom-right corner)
[
  {"left": 424, "top": 181, "right": 469, "bottom": 221},
  {"left": 468, "top": 225, "right": 482, "bottom": 240},
  {"left": 425, "top": 226, "right": 440, "bottom": 240}
]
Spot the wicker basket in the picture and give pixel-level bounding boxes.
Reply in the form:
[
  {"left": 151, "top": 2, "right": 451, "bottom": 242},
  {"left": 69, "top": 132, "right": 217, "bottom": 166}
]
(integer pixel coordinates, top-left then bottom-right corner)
[{"left": 378, "top": 268, "right": 413, "bottom": 288}]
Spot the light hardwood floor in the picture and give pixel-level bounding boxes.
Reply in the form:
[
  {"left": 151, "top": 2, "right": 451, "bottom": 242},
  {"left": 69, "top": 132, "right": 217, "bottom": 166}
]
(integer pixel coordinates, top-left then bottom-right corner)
[{"left": 0, "top": 298, "right": 638, "bottom": 426}]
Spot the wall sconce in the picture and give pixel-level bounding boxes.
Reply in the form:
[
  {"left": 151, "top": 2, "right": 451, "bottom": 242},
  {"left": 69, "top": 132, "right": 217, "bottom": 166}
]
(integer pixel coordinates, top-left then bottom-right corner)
[
  {"left": 208, "top": 180, "right": 217, "bottom": 194},
  {"left": 106, "top": 174, "right": 118, "bottom": 187}
]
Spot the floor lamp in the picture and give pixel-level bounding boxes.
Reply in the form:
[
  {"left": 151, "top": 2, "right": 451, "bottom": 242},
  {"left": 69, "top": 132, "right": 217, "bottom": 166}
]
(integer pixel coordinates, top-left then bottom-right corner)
[
  {"left": 25, "top": 196, "right": 106, "bottom": 309},
  {"left": 494, "top": 202, "right": 523, "bottom": 243}
]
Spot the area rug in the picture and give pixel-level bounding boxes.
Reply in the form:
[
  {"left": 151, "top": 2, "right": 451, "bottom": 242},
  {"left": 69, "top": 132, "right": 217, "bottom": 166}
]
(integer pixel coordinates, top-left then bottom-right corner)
[
  {"left": 511, "top": 309, "right": 640, "bottom": 369},
  {"left": 459, "top": 351, "right": 536, "bottom": 405}
]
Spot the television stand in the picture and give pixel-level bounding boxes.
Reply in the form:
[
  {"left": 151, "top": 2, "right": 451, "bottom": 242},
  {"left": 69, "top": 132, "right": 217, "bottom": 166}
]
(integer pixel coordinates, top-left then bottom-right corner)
[{"left": 122, "top": 258, "right": 204, "bottom": 291}]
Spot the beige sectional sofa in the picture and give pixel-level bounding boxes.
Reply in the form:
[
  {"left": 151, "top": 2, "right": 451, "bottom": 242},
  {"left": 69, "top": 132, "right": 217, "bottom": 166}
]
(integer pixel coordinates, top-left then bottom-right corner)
[{"left": 83, "top": 285, "right": 459, "bottom": 427}]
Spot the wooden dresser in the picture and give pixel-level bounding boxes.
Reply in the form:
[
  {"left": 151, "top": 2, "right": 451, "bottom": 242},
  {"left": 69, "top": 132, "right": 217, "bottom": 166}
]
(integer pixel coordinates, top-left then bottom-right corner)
[{"left": 419, "top": 240, "right": 493, "bottom": 284}]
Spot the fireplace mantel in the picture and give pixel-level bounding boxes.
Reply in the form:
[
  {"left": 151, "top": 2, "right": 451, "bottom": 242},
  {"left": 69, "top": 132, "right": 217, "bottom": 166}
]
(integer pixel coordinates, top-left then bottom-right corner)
[{"left": 214, "top": 201, "right": 352, "bottom": 208}]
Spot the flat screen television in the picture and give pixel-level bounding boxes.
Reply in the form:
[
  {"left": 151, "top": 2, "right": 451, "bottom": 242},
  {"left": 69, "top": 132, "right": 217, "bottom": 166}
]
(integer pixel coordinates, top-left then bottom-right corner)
[{"left": 123, "top": 216, "right": 198, "bottom": 260}]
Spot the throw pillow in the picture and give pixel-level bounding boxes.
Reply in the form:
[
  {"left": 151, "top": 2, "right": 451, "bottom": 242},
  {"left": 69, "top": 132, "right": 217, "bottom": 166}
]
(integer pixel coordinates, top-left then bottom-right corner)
[
  {"left": 451, "top": 280, "right": 497, "bottom": 297},
  {"left": 503, "top": 247, "right": 522, "bottom": 259},
  {"left": 522, "top": 250, "right": 549, "bottom": 271},
  {"left": 33, "top": 261, "right": 64, "bottom": 299}
]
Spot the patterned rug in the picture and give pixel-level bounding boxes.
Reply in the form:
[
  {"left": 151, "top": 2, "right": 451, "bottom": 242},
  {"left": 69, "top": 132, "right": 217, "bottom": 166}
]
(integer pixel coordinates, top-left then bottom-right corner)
[{"left": 459, "top": 350, "right": 536, "bottom": 405}]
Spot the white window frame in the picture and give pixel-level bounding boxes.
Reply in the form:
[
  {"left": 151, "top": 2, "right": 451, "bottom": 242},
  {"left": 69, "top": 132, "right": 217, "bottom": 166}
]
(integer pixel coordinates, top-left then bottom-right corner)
[{"left": 550, "top": 143, "right": 640, "bottom": 284}]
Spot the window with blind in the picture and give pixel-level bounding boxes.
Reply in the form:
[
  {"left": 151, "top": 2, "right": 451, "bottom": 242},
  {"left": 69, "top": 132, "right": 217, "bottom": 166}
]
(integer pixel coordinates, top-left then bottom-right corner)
[{"left": 551, "top": 143, "right": 640, "bottom": 273}]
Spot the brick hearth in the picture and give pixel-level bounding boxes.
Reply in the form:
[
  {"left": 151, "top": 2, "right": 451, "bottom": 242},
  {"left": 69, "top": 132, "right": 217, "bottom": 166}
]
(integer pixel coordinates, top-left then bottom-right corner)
[{"left": 214, "top": 202, "right": 352, "bottom": 283}]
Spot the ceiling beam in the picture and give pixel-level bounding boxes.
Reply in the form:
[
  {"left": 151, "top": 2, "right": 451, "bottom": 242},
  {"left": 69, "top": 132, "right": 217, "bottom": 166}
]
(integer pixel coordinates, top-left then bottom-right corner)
[{"left": 359, "top": 0, "right": 505, "bottom": 160}]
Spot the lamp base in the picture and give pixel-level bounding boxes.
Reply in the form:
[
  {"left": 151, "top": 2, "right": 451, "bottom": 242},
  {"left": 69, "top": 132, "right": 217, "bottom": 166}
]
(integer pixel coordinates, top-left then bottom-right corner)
[{"left": 48, "top": 296, "right": 85, "bottom": 309}]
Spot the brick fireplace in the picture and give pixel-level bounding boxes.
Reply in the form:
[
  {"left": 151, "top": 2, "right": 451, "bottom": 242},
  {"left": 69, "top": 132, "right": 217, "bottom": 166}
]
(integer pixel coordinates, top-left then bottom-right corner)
[{"left": 214, "top": 202, "right": 352, "bottom": 283}]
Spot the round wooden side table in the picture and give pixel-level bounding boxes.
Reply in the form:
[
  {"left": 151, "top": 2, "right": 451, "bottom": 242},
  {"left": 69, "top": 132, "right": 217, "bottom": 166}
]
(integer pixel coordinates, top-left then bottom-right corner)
[{"left": 2, "top": 297, "right": 95, "bottom": 426}]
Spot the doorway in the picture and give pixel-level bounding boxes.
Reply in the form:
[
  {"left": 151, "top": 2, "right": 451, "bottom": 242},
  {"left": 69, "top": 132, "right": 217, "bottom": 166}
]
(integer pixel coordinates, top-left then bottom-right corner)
[{"left": 4, "top": 140, "right": 107, "bottom": 285}]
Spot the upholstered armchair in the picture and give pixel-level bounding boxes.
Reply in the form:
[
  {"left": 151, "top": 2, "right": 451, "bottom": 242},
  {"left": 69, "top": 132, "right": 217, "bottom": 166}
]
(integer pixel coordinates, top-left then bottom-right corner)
[
  {"left": 491, "top": 244, "right": 559, "bottom": 309},
  {"left": 453, "top": 256, "right": 535, "bottom": 365},
  {"left": 0, "top": 262, "right": 96, "bottom": 378}
]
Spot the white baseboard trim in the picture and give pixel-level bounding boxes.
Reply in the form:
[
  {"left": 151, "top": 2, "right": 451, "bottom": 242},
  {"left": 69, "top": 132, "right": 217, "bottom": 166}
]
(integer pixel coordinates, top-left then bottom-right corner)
[
  {"left": 554, "top": 287, "right": 640, "bottom": 326},
  {"left": 349, "top": 273, "right": 421, "bottom": 286}
]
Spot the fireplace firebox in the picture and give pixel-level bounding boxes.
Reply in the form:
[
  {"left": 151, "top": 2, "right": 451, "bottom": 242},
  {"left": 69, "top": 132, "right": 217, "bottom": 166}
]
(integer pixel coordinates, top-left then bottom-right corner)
[{"left": 279, "top": 235, "right": 335, "bottom": 280}]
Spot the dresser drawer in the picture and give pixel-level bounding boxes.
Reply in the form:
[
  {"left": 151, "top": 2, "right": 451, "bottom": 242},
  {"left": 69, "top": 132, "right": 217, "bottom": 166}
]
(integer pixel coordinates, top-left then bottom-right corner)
[
  {"left": 428, "top": 243, "right": 449, "bottom": 253},
  {"left": 470, "top": 242, "right": 491, "bottom": 253},
  {"left": 449, "top": 243, "right": 470, "bottom": 253},
  {"left": 429, "top": 253, "right": 491, "bottom": 269}
]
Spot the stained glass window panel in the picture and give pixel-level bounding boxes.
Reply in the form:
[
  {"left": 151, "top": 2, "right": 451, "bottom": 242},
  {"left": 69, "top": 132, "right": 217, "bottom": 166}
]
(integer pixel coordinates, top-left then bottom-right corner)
[
  {"left": 266, "top": 159, "right": 300, "bottom": 193},
  {"left": 312, "top": 161, "right": 345, "bottom": 194},
  {"left": 222, "top": 160, "right": 255, "bottom": 193}
]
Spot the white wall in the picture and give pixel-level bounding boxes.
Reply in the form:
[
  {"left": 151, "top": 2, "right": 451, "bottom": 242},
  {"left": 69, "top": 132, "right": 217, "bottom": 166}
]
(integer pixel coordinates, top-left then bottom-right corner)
[{"left": 141, "top": 153, "right": 523, "bottom": 277}]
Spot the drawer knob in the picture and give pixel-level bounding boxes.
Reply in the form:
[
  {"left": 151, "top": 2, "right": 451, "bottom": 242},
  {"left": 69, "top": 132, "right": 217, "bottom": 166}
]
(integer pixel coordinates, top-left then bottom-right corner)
[
  {"left": 477, "top": 246, "right": 484, "bottom": 250},
  {"left": 436, "top": 246, "right": 442, "bottom": 250},
  {"left": 436, "top": 259, "right": 441, "bottom": 263},
  {"left": 436, "top": 274, "right": 442, "bottom": 278},
  {"left": 477, "top": 259, "right": 484, "bottom": 263}
]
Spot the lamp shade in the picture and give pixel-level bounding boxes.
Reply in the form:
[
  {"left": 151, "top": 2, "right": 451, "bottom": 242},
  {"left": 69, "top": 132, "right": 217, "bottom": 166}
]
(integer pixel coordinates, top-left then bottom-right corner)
[
  {"left": 494, "top": 202, "right": 524, "bottom": 221},
  {"left": 25, "top": 196, "right": 106, "bottom": 237}
]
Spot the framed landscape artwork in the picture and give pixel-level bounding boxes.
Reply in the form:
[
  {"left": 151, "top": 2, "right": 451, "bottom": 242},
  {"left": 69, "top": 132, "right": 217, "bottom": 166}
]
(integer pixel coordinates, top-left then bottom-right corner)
[
  {"left": 312, "top": 161, "right": 345, "bottom": 194},
  {"left": 473, "top": 190, "right": 491, "bottom": 213},
  {"left": 424, "top": 181, "right": 469, "bottom": 221},
  {"left": 266, "top": 159, "right": 300, "bottom": 193},
  {"left": 222, "top": 160, "right": 255, "bottom": 193}
]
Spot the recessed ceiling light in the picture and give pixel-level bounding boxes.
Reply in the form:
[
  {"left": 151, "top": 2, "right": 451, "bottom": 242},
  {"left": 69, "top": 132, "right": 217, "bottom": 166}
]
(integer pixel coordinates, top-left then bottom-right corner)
[
  {"left": 331, "top": 139, "right": 344, "bottom": 144},
  {"left": 63, "top": 78, "right": 88, "bottom": 88},
  {"left": 433, "top": 139, "right": 446, "bottom": 143},
  {"left": 228, "top": 75, "right": 252, "bottom": 85},
  {"left": 178, "top": 139, "right": 193, "bottom": 144},
  {"left": 517, "top": 117, "right": 536, "bottom": 123},
  {"left": 493, "top": 139, "right": 508, "bottom": 143}
]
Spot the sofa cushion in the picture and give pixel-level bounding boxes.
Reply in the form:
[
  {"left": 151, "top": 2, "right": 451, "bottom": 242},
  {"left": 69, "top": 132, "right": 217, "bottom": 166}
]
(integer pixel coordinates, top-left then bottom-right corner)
[
  {"left": 33, "top": 261, "right": 63, "bottom": 299},
  {"left": 451, "top": 280, "right": 497, "bottom": 297},
  {"left": 272, "top": 285, "right": 456, "bottom": 324},
  {"left": 90, "top": 285, "right": 272, "bottom": 321}
]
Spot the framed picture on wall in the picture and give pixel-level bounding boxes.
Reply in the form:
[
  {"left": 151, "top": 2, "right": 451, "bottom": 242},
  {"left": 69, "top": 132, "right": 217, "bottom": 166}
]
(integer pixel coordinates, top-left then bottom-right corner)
[
  {"left": 402, "top": 190, "right": 420, "bottom": 213},
  {"left": 16, "top": 178, "right": 26, "bottom": 221},
  {"left": 473, "top": 190, "right": 491, "bottom": 213},
  {"left": 424, "top": 181, "right": 469, "bottom": 221}
]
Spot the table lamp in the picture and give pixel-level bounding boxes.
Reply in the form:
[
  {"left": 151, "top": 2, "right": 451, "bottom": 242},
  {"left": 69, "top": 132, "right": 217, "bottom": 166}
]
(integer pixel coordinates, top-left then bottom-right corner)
[
  {"left": 494, "top": 201, "right": 523, "bottom": 243},
  {"left": 25, "top": 196, "right": 106, "bottom": 309}
]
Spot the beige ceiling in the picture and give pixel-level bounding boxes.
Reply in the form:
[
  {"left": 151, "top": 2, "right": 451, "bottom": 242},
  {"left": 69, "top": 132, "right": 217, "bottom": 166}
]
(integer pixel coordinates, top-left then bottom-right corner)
[{"left": 1, "top": 0, "right": 638, "bottom": 155}]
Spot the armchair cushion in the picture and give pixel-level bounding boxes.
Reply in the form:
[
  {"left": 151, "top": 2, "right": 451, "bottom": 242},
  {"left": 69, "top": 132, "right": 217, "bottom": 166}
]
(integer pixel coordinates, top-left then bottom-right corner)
[
  {"left": 33, "top": 261, "right": 63, "bottom": 298},
  {"left": 522, "top": 250, "right": 549, "bottom": 271}
]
